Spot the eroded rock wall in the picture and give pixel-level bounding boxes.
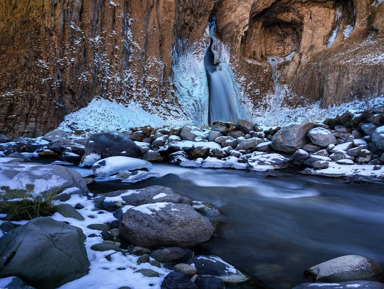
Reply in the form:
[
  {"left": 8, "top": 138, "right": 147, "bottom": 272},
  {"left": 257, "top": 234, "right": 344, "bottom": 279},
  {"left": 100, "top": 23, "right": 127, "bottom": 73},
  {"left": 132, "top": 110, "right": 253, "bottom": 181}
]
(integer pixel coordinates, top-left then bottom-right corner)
[
  {"left": 215, "top": 0, "right": 384, "bottom": 113},
  {"left": 0, "top": 0, "right": 212, "bottom": 137}
]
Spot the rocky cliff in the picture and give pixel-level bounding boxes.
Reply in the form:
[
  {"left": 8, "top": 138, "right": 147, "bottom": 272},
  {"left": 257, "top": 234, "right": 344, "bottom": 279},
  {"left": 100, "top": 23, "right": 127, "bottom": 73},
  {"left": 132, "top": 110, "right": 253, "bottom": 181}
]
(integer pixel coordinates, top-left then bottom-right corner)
[{"left": 1, "top": 0, "right": 383, "bottom": 137}]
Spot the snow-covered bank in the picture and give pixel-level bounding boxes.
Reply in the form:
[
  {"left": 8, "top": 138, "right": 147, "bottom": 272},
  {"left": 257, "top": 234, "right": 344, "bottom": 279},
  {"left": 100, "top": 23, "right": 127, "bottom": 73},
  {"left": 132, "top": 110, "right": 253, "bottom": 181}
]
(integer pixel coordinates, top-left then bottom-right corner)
[{"left": 58, "top": 98, "right": 190, "bottom": 136}]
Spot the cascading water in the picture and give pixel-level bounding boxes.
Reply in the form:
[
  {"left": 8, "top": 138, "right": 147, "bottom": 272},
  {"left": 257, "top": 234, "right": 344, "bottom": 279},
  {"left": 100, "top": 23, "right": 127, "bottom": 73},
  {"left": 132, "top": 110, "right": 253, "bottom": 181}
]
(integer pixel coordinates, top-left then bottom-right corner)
[{"left": 205, "top": 16, "right": 240, "bottom": 124}]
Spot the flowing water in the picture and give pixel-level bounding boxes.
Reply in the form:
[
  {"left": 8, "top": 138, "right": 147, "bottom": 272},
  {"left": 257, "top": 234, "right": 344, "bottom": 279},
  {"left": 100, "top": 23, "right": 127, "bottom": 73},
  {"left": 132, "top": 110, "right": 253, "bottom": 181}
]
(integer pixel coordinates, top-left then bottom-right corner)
[
  {"left": 205, "top": 19, "right": 239, "bottom": 124},
  {"left": 91, "top": 165, "right": 384, "bottom": 289}
]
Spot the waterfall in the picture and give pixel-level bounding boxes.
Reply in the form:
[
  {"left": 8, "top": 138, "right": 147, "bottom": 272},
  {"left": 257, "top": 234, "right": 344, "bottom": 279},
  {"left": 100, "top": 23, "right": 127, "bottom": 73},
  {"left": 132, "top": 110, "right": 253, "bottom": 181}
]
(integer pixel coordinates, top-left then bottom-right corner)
[{"left": 205, "top": 17, "right": 240, "bottom": 124}]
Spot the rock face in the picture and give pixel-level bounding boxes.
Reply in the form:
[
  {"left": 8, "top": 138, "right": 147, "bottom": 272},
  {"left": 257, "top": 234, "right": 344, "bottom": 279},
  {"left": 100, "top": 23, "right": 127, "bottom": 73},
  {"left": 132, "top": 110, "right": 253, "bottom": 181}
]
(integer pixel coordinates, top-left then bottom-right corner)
[
  {"left": 119, "top": 202, "right": 215, "bottom": 248},
  {"left": 1, "top": 0, "right": 383, "bottom": 137},
  {"left": 304, "top": 255, "right": 384, "bottom": 283},
  {"left": 0, "top": 217, "right": 90, "bottom": 289},
  {"left": 0, "top": 0, "right": 212, "bottom": 138}
]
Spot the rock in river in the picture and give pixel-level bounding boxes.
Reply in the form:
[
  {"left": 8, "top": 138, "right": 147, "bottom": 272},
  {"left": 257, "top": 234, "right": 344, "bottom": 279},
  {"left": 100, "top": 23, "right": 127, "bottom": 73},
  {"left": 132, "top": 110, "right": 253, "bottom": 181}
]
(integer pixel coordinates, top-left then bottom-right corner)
[{"left": 119, "top": 202, "right": 215, "bottom": 248}]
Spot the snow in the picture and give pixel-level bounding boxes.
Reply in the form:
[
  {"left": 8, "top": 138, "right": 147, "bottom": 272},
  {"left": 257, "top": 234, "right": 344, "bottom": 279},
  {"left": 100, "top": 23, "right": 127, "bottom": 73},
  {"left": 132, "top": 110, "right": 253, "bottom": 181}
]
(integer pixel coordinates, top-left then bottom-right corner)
[
  {"left": 303, "top": 162, "right": 384, "bottom": 179},
  {"left": 0, "top": 163, "right": 69, "bottom": 197},
  {"left": 92, "top": 156, "right": 153, "bottom": 177},
  {"left": 332, "top": 142, "right": 353, "bottom": 153},
  {"left": 152, "top": 193, "right": 167, "bottom": 200},
  {"left": 80, "top": 153, "right": 101, "bottom": 167},
  {"left": 131, "top": 202, "right": 169, "bottom": 215},
  {"left": 0, "top": 277, "right": 13, "bottom": 288},
  {"left": 58, "top": 98, "right": 187, "bottom": 136},
  {"left": 343, "top": 25, "right": 354, "bottom": 39},
  {"left": 103, "top": 190, "right": 141, "bottom": 203},
  {"left": 202, "top": 157, "right": 225, "bottom": 169}
]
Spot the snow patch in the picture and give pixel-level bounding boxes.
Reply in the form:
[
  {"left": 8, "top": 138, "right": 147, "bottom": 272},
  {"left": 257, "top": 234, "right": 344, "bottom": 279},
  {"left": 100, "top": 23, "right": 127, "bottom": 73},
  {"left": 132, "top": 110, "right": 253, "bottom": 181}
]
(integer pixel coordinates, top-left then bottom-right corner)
[{"left": 131, "top": 202, "right": 169, "bottom": 215}]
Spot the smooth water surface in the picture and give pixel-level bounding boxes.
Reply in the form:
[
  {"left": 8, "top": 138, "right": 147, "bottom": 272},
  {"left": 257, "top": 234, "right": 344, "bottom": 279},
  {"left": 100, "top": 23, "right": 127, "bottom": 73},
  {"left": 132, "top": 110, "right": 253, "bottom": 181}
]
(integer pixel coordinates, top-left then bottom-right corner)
[{"left": 91, "top": 165, "right": 384, "bottom": 289}]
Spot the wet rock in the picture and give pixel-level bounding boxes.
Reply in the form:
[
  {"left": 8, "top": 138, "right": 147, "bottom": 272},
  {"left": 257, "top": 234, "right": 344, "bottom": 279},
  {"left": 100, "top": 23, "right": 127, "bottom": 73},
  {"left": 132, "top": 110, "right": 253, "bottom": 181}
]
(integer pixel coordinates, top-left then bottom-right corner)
[
  {"left": 304, "top": 255, "right": 384, "bottom": 283},
  {"left": 308, "top": 127, "right": 337, "bottom": 148},
  {"left": 372, "top": 126, "right": 384, "bottom": 150},
  {"left": 4, "top": 277, "right": 36, "bottom": 289},
  {"left": 222, "top": 138, "right": 238, "bottom": 148},
  {"left": 137, "top": 254, "right": 150, "bottom": 264},
  {"left": 303, "top": 155, "right": 331, "bottom": 169},
  {"left": 161, "top": 272, "right": 198, "bottom": 289},
  {"left": 87, "top": 223, "right": 110, "bottom": 231},
  {"left": 190, "top": 146, "right": 210, "bottom": 159},
  {"left": 120, "top": 203, "right": 214, "bottom": 248},
  {"left": 271, "top": 123, "right": 314, "bottom": 154},
  {"left": 188, "top": 255, "right": 248, "bottom": 283},
  {"left": 151, "top": 247, "right": 193, "bottom": 263},
  {"left": 174, "top": 263, "right": 197, "bottom": 276},
  {"left": 0, "top": 217, "right": 89, "bottom": 289},
  {"left": 209, "top": 148, "right": 227, "bottom": 158},
  {"left": 347, "top": 146, "right": 365, "bottom": 157}
]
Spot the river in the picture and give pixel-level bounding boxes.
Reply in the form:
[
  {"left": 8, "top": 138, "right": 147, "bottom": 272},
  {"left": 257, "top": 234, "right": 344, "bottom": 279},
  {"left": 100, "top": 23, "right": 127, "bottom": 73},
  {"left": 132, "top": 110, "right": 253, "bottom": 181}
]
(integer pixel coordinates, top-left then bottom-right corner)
[{"left": 90, "top": 164, "right": 384, "bottom": 289}]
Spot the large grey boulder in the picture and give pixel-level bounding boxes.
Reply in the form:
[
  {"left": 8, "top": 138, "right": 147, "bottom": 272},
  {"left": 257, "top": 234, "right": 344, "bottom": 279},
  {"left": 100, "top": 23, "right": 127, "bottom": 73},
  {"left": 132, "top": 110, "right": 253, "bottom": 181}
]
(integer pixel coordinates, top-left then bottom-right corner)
[
  {"left": 0, "top": 163, "right": 89, "bottom": 200},
  {"left": 119, "top": 202, "right": 215, "bottom": 248},
  {"left": 0, "top": 217, "right": 90, "bottom": 289},
  {"left": 43, "top": 130, "right": 67, "bottom": 142},
  {"left": 81, "top": 132, "right": 141, "bottom": 166},
  {"left": 304, "top": 255, "right": 384, "bottom": 283},
  {"left": 308, "top": 127, "right": 337, "bottom": 147},
  {"left": 105, "top": 185, "right": 191, "bottom": 206},
  {"left": 236, "top": 138, "right": 263, "bottom": 150},
  {"left": 293, "top": 281, "right": 384, "bottom": 289},
  {"left": 271, "top": 123, "right": 314, "bottom": 153},
  {"left": 372, "top": 126, "right": 384, "bottom": 150},
  {"left": 91, "top": 156, "right": 153, "bottom": 177}
]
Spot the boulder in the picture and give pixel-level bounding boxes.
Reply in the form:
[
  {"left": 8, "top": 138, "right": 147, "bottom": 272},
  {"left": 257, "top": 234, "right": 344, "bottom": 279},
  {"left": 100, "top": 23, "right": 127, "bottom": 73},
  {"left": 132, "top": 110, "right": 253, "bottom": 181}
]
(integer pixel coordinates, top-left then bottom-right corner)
[
  {"left": 227, "top": 130, "right": 245, "bottom": 138},
  {"left": 0, "top": 163, "right": 89, "bottom": 200},
  {"left": 271, "top": 123, "right": 314, "bottom": 153},
  {"left": 211, "top": 121, "right": 235, "bottom": 134},
  {"left": 308, "top": 127, "right": 337, "bottom": 148},
  {"left": 237, "top": 119, "right": 255, "bottom": 134},
  {"left": 248, "top": 153, "right": 289, "bottom": 170},
  {"left": 82, "top": 132, "right": 141, "bottom": 165},
  {"left": 0, "top": 217, "right": 89, "bottom": 289},
  {"left": 91, "top": 156, "right": 153, "bottom": 177},
  {"left": 293, "top": 281, "right": 384, "bottom": 289},
  {"left": 236, "top": 138, "right": 263, "bottom": 150},
  {"left": 372, "top": 126, "right": 384, "bottom": 150},
  {"left": 290, "top": 149, "right": 310, "bottom": 166},
  {"left": 161, "top": 272, "right": 198, "bottom": 289},
  {"left": 59, "top": 151, "right": 82, "bottom": 164},
  {"left": 304, "top": 255, "right": 384, "bottom": 283},
  {"left": 43, "top": 130, "right": 67, "bottom": 142},
  {"left": 143, "top": 150, "right": 164, "bottom": 162},
  {"left": 105, "top": 186, "right": 191, "bottom": 206},
  {"left": 119, "top": 202, "right": 215, "bottom": 248},
  {"left": 188, "top": 255, "right": 249, "bottom": 283},
  {"left": 208, "top": 130, "right": 222, "bottom": 141},
  {"left": 180, "top": 127, "right": 198, "bottom": 141},
  {"left": 2, "top": 277, "right": 36, "bottom": 289}
]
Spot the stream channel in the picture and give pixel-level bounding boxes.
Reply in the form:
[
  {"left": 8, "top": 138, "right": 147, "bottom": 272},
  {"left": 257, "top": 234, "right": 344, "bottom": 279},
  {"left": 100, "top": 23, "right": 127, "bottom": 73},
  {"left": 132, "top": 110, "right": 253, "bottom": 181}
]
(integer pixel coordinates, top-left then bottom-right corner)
[{"left": 87, "top": 164, "right": 384, "bottom": 289}]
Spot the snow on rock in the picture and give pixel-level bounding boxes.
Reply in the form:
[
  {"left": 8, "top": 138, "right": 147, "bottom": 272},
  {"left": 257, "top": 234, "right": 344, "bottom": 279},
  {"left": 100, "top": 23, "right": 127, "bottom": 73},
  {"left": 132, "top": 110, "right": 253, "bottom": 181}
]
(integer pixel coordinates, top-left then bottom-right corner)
[
  {"left": 302, "top": 162, "right": 384, "bottom": 180},
  {"left": 202, "top": 157, "right": 225, "bottom": 169},
  {"left": 248, "top": 153, "right": 289, "bottom": 171},
  {"left": 0, "top": 163, "right": 89, "bottom": 198},
  {"left": 224, "top": 156, "right": 248, "bottom": 170},
  {"left": 58, "top": 98, "right": 188, "bottom": 136},
  {"left": 92, "top": 156, "right": 153, "bottom": 177},
  {"left": 132, "top": 202, "right": 170, "bottom": 215}
]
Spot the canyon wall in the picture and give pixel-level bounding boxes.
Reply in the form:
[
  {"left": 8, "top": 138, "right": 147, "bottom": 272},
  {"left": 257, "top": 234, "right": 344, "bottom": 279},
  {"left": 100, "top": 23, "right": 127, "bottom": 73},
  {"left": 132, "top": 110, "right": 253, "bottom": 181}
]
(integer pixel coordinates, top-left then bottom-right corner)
[
  {"left": 0, "top": 0, "right": 383, "bottom": 137},
  {"left": 214, "top": 0, "right": 384, "bottom": 114}
]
